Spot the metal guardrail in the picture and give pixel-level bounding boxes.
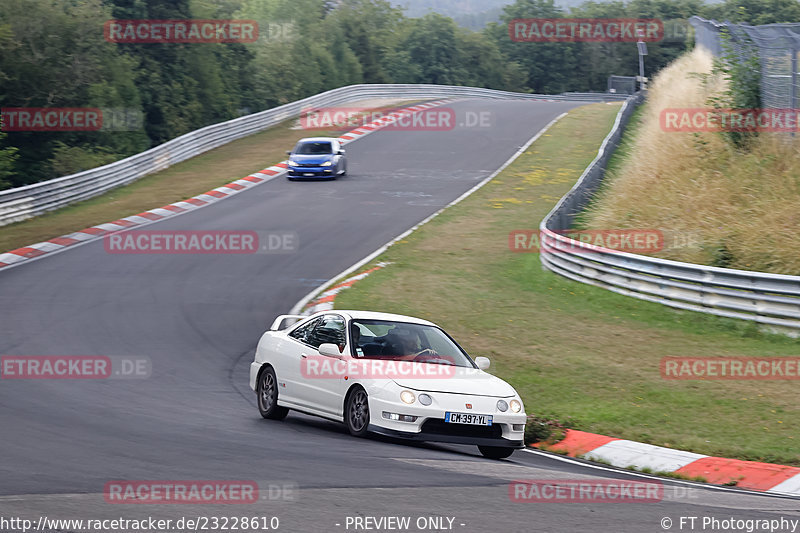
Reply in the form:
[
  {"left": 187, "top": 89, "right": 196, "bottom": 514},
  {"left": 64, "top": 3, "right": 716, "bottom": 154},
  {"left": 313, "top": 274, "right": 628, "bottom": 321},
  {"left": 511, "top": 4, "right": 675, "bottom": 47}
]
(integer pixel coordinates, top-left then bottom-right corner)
[
  {"left": 539, "top": 92, "right": 800, "bottom": 331},
  {"left": 0, "top": 84, "right": 625, "bottom": 227}
]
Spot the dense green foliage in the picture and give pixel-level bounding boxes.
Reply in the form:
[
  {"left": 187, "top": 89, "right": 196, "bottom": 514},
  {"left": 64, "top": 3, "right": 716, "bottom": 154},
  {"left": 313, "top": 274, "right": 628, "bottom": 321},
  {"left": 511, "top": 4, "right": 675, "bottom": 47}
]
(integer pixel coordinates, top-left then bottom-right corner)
[
  {"left": 707, "top": 29, "right": 762, "bottom": 149},
  {"left": 1, "top": 0, "right": 799, "bottom": 189}
]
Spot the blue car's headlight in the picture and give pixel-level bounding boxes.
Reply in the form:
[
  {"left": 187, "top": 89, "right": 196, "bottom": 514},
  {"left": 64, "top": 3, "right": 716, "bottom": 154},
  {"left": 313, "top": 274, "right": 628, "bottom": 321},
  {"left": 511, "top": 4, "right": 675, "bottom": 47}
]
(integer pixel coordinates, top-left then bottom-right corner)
[
  {"left": 288, "top": 160, "right": 298, "bottom": 166},
  {"left": 320, "top": 161, "right": 333, "bottom": 167}
]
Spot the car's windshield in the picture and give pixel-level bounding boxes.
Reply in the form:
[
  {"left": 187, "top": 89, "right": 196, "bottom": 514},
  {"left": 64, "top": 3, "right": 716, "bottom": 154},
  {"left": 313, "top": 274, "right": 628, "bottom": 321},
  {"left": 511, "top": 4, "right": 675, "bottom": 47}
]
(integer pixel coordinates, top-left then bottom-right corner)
[
  {"left": 350, "top": 319, "right": 474, "bottom": 368},
  {"left": 294, "top": 141, "right": 333, "bottom": 155}
]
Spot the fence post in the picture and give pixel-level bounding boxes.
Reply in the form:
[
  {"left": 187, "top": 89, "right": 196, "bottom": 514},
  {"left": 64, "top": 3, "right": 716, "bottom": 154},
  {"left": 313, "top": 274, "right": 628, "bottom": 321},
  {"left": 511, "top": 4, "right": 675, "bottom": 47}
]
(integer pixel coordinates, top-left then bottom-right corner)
[{"left": 792, "top": 48, "right": 798, "bottom": 111}]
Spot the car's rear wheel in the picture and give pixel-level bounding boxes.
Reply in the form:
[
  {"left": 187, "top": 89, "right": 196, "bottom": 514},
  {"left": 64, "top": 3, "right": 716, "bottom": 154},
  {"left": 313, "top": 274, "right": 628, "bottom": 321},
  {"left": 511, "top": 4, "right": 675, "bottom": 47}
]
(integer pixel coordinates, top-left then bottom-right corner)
[
  {"left": 478, "top": 446, "right": 514, "bottom": 460},
  {"left": 257, "top": 367, "right": 289, "bottom": 420},
  {"left": 345, "top": 387, "right": 370, "bottom": 437}
]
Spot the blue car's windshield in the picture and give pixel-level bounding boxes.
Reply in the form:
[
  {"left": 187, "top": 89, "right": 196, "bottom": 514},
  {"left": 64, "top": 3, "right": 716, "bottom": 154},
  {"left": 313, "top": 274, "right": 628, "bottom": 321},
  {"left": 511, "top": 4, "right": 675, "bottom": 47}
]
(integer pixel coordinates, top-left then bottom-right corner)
[{"left": 295, "top": 142, "right": 332, "bottom": 155}]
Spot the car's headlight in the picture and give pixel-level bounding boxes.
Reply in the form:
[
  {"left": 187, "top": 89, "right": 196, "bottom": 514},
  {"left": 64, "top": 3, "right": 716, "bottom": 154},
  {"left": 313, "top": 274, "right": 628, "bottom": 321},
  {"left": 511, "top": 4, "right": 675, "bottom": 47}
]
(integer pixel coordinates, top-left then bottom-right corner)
[
  {"left": 418, "top": 394, "right": 432, "bottom": 406},
  {"left": 400, "top": 390, "right": 416, "bottom": 404},
  {"left": 496, "top": 400, "right": 508, "bottom": 412},
  {"left": 288, "top": 160, "right": 298, "bottom": 166},
  {"left": 510, "top": 399, "right": 522, "bottom": 413},
  {"left": 320, "top": 161, "right": 333, "bottom": 167}
]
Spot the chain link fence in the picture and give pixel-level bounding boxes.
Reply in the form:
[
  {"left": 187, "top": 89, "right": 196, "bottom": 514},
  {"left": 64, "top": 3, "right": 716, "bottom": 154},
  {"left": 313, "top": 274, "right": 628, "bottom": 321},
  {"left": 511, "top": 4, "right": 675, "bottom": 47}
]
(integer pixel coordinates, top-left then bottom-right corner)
[
  {"left": 690, "top": 15, "right": 800, "bottom": 111},
  {"left": 607, "top": 75, "right": 637, "bottom": 95}
]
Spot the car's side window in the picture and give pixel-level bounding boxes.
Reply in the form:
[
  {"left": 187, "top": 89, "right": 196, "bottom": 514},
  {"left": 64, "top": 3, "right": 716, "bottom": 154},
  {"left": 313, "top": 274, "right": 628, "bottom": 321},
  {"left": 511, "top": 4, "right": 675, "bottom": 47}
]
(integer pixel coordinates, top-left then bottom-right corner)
[
  {"left": 307, "top": 314, "right": 346, "bottom": 349},
  {"left": 288, "top": 318, "right": 321, "bottom": 345}
]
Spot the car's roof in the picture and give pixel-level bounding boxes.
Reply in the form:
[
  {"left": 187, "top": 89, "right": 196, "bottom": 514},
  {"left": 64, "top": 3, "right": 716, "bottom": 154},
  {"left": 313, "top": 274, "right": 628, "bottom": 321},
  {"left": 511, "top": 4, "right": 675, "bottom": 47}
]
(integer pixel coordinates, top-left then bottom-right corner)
[
  {"left": 321, "top": 310, "right": 438, "bottom": 327},
  {"left": 296, "top": 137, "right": 337, "bottom": 143}
]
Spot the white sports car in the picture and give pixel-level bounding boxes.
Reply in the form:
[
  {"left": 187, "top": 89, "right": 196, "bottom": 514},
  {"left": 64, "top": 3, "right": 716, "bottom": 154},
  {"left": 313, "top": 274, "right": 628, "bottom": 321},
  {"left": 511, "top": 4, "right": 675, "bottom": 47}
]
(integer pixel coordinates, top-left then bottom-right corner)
[{"left": 249, "top": 310, "right": 527, "bottom": 459}]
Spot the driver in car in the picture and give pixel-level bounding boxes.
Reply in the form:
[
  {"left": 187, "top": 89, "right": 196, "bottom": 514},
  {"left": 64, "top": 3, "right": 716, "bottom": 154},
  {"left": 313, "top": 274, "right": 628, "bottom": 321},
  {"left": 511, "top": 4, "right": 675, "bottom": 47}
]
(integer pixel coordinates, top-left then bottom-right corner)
[{"left": 394, "top": 328, "right": 438, "bottom": 359}]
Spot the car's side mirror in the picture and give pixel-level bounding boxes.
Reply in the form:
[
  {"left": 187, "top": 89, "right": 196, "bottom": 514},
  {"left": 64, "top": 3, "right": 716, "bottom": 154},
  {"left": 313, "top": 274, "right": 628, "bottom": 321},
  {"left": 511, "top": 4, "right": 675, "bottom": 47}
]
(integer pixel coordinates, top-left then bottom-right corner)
[
  {"left": 475, "top": 356, "right": 490, "bottom": 370},
  {"left": 337, "top": 149, "right": 345, "bottom": 155},
  {"left": 286, "top": 150, "right": 292, "bottom": 156},
  {"left": 318, "top": 343, "right": 343, "bottom": 358}
]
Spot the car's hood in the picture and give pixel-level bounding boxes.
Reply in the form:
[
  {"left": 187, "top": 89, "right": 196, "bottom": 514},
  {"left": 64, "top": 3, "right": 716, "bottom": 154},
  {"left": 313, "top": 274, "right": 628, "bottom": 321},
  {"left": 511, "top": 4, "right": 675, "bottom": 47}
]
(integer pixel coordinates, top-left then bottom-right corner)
[
  {"left": 291, "top": 154, "right": 333, "bottom": 165},
  {"left": 392, "top": 367, "right": 517, "bottom": 397}
]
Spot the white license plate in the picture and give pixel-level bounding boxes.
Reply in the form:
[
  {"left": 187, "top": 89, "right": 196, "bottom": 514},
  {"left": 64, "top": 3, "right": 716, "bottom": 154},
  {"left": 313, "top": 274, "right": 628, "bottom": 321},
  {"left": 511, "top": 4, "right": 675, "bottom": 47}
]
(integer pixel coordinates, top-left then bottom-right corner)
[
  {"left": 304, "top": 173, "right": 315, "bottom": 176},
  {"left": 445, "top": 412, "right": 492, "bottom": 425}
]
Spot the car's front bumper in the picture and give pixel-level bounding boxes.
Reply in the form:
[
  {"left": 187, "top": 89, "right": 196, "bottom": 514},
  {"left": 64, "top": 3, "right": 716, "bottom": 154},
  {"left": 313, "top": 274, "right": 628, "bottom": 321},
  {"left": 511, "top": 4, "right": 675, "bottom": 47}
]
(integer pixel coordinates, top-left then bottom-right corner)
[
  {"left": 368, "top": 424, "right": 524, "bottom": 448},
  {"left": 288, "top": 166, "right": 335, "bottom": 177},
  {"left": 365, "top": 388, "right": 526, "bottom": 448},
  {"left": 249, "top": 361, "right": 260, "bottom": 391}
]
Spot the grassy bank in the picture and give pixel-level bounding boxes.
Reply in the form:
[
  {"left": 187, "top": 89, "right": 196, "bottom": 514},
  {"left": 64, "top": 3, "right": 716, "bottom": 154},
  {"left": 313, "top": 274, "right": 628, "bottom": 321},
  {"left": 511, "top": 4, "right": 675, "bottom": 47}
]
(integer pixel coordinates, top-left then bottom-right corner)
[
  {"left": 581, "top": 48, "right": 800, "bottom": 275},
  {"left": 333, "top": 102, "right": 800, "bottom": 466}
]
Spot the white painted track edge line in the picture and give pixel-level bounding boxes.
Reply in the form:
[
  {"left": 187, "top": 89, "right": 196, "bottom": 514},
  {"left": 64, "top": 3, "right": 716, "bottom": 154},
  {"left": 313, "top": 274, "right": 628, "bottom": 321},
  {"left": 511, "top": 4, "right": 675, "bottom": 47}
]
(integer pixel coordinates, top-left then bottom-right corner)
[
  {"left": 768, "top": 473, "right": 800, "bottom": 494},
  {"left": 521, "top": 449, "right": 800, "bottom": 499},
  {"left": 289, "top": 111, "right": 568, "bottom": 315}
]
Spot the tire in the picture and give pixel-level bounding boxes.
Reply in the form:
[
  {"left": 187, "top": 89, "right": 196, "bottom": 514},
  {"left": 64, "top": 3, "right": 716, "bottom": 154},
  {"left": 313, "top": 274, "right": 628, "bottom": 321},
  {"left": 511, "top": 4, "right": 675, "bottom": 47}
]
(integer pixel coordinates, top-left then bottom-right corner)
[
  {"left": 256, "top": 366, "right": 289, "bottom": 420},
  {"left": 345, "top": 387, "right": 370, "bottom": 437},
  {"left": 478, "top": 446, "right": 515, "bottom": 460}
]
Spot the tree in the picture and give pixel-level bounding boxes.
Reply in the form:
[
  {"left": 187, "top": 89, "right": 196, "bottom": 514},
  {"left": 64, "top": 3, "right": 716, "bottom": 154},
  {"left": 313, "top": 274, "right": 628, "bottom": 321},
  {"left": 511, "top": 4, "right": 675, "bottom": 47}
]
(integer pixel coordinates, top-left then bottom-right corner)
[
  {"left": 0, "top": 130, "right": 18, "bottom": 190},
  {"left": 0, "top": 0, "right": 147, "bottom": 185},
  {"left": 329, "top": 0, "right": 405, "bottom": 83},
  {"left": 402, "top": 14, "right": 467, "bottom": 85},
  {"left": 703, "top": 0, "right": 800, "bottom": 25}
]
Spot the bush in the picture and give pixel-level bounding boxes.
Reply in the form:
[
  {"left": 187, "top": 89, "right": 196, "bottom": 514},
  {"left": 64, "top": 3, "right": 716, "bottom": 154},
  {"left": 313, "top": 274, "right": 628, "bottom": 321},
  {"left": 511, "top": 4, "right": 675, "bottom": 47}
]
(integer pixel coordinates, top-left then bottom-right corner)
[
  {"left": 49, "top": 142, "right": 120, "bottom": 176},
  {"left": 524, "top": 415, "right": 572, "bottom": 445}
]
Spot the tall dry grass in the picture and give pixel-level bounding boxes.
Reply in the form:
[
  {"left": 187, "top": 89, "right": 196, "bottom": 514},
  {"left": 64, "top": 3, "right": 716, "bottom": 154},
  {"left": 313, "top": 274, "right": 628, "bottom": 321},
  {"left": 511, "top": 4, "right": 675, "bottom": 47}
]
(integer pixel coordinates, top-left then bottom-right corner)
[{"left": 582, "top": 48, "right": 800, "bottom": 274}]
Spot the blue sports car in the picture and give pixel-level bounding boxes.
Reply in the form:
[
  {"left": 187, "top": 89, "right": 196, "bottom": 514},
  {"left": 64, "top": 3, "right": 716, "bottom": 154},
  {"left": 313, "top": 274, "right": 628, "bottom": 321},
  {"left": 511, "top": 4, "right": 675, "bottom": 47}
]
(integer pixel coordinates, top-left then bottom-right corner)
[{"left": 286, "top": 137, "right": 347, "bottom": 179}]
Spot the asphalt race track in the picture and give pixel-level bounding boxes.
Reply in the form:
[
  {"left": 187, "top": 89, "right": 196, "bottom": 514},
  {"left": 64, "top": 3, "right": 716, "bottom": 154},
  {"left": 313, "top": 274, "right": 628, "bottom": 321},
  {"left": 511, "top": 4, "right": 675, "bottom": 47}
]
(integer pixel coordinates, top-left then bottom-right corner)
[{"left": 1, "top": 99, "right": 798, "bottom": 532}]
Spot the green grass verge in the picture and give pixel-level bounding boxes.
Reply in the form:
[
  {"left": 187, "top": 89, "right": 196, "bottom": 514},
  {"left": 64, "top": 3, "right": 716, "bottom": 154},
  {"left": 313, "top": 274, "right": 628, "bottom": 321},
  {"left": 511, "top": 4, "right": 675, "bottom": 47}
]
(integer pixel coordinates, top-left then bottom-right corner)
[{"left": 333, "top": 102, "right": 800, "bottom": 466}]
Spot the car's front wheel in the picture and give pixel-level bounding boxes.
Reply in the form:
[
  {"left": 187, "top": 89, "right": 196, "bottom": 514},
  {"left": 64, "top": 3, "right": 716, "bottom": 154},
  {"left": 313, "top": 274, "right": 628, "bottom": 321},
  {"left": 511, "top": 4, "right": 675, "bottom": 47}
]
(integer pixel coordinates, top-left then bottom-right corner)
[
  {"left": 257, "top": 366, "right": 289, "bottom": 420},
  {"left": 345, "top": 387, "right": 370, "bottom": 437},
  {"left": 478, "top": 446, "right": 515, "bottom": 460}
]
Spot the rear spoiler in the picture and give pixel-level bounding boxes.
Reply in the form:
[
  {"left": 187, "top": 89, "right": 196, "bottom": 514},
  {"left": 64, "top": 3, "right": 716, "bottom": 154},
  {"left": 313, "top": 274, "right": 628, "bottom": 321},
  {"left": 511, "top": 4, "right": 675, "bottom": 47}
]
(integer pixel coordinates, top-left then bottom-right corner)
[{"left": 270, "top": 314, "right": 306, "bottom": 331}]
